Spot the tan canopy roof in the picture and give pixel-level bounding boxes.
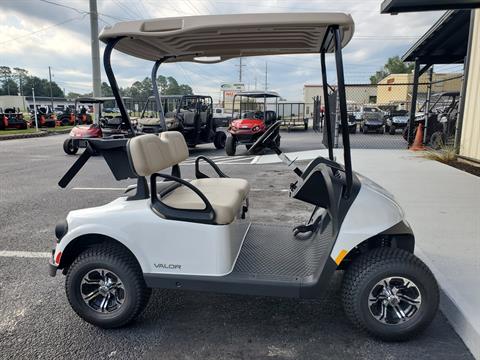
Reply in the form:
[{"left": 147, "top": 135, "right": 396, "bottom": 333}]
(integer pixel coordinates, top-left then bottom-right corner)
[{"left": 99, "top": 13, "right": 354, "bottom": 62}]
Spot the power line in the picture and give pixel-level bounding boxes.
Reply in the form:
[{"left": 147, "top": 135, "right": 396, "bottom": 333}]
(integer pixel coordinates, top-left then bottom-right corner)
[
  {"left": 38, "top": 0, "right": 129, "bottom": 22},
  {"left": 0, "top": 15, "right": 87, "bottom": 46}
]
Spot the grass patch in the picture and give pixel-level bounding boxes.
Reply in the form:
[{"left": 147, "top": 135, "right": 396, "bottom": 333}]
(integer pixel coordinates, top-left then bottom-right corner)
[
  {"left": 423, "top": 146, "right": 480, "bottom": 177},
  {"left": 0, "top": 126, "right": 73, "bottom": 136},
  {"left": 423, "top": 146, "right": 457, "bottom": 163}
]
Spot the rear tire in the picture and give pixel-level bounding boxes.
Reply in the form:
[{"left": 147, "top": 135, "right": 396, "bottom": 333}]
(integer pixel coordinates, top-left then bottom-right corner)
[
  {"left": 213, "top": 131, "right": 226, "bottom": 149},
  {"left": 342, "top": 248, "right": 438, "bottom": 341},
  {"left": 63, "top": 139, "right": 79, "bottom": 155},
  {"left": 429, "top": 132, "right": 445, "bottom": 150},
  {"left": 362, "top": 125, "right": 368, "bottom": 134},
  {"left": 65, "top": 244, "right": 151, "bottom": 329},
  {"left": 225, "top": 134, "right": 237, "bottom": 156},
  {"left": 389, "top": 125, "right": 396, "bottom": 135}
]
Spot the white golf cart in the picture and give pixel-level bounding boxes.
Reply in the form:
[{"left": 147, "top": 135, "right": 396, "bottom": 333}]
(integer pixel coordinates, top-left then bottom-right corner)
[{"left": 50, "top": 13, "right": 438, "bottom": 340}]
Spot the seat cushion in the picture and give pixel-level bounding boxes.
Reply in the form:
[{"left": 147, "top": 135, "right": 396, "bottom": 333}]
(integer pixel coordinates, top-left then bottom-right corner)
[
  {"left": 162, "top": 178, "right": 249, "bottom": 225},
  {"left": 192, "top": 178, "right": 250, "bottom": 199}
]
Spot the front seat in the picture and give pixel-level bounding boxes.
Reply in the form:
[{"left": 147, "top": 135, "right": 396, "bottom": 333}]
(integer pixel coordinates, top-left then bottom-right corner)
[{"left": 127, "top": 132, "right": 249, "bottom": 225}]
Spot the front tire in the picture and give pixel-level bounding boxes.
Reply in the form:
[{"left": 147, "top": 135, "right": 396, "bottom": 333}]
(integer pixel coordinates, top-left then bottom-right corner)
[
  {"left": 65, "top": 244, "right": 151, "bottom": 329},
  {"left": 225, "top": 134, "right": 237, "bottom": 156},
  {"left": 342, "top": 248, "right": 438, "bottom": 341},
  {"left": 63, "top": 138, "right": 79, "bottom": 155},
  {"left": 389, "top": 125, "right": 396, "bottom": 135},
  {"left": 213, "top": 131, "right": 226, "bottom": 149}
]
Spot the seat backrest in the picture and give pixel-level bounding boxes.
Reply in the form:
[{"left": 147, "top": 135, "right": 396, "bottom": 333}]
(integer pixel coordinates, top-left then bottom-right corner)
[
  {"left": 128, "top": 132, "right": 188, "bottom": 176},
  {"left": 182, "top": 111, "right": 196, "bottom": 126},
  {"left": 200, "top": 112, "right": 208, "bottom": 125}
]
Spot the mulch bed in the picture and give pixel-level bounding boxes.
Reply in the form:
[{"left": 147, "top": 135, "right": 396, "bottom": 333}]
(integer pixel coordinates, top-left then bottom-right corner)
[{"left": 446, "top": 159, "right": 480, "bottom": 177}]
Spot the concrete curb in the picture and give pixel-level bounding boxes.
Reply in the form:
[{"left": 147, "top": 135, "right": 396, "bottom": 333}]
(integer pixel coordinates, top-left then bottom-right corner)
[
  {"left": 416, "top": 247, "right": 480, "bottom": 360},
  {"left": 0, "top": 128, "right": 71, "bottom": 141}
]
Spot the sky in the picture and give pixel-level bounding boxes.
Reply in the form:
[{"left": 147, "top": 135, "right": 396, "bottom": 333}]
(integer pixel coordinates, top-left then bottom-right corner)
[{"left": 0, "top": 0, "right": 461, "bottom": 102}]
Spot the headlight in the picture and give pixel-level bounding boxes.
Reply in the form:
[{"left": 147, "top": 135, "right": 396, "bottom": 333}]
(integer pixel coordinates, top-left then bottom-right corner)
[
  {"left": 55, "top": 219, "right": 68, "bottom": 242},
  {"left": 252, "top": 125, "right": 260, "bottom": 132}
]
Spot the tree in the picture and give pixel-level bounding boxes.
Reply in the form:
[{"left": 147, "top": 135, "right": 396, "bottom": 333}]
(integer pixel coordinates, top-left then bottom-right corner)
[
  {"left": 101, "top": 81, "right": 113, "bottom": 96},
  {"left": 178, "top": 84, "right": 193, "bottom": 95},
  {"left": 157, "top": 75, "right": 168, "bottom": 93},
  {"left": 13, "top": 67, "right": 28, "bottom": 95},
  {"left": 165, "top": 76, "right": 180, "bottom": 95},
  {"left": 370, "top": 56, "right": 414, "bottom": 84},
  {"left": 1, "top": 79, "right": 18, "bottom": 95},
  {"left": 21, "top": 76, "right": 64, "bottom": 97},
  {"left": 0, "top": 66, "right": 13, "bottom": 95},
  {"left": 67, "top": 91, "right": 83, "bottom": 99}
]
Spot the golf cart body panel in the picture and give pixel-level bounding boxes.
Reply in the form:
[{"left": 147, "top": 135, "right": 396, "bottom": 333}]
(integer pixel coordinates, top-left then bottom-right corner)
[
  {"left": 54, "top": 197, "right": 250, "bottom": 276},
  {"left": 99, "top": 13, "right": 355, "bottom": 62}
]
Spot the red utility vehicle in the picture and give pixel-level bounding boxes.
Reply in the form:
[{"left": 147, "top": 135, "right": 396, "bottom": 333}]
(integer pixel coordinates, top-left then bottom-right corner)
[
  {"left": 63, "top": 97, "right": 129, "bottom": 155},
  {"left": 225, "top": 91, "right": 280, "bottom": 156}
]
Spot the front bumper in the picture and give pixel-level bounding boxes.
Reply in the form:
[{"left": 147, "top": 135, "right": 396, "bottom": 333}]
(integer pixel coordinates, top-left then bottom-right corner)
[{"left": 48, "top": 251, "right": 58, "bottom": 277}]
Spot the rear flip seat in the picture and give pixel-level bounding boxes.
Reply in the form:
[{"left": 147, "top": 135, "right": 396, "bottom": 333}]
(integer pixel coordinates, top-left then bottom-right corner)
[{"left": 127, "top": 132, "right": 250, "bottom": 224}]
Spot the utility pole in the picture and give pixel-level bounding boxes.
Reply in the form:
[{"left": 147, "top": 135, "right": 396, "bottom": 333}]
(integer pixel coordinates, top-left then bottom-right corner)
[
  {"left": 48, "top": 66, "right": 54, "bottom": 110},
  {"left": 89, "top": 0, "right": 101, "bottom": 97},
  {"left": 264, "top": 62, "right": 268, "bottom": 91},
  {"left": 236, "top": 57, "right": 246, "bottom": 83},
  {"left": 32, "top": 87, "right": 38, "bottom": 131}
]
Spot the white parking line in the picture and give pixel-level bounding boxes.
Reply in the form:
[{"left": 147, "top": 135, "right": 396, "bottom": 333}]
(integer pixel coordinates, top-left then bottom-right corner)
[
  {"left": 73, "top": 187, "right": 126, "bottom": 191},
  {"left": 0, "top": 250, "right": 50, "bottom": 258}
]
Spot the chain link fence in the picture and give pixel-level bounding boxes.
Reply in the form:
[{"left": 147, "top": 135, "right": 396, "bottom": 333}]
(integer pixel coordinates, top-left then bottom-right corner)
[{"left": 311, "top": 74, "right": 463, "bottom": 150}]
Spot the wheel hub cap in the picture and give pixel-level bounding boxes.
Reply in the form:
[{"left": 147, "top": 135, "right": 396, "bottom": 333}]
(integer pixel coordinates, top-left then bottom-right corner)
[
  {"left": 80, "top": 269, "right": 125, "bottom": 313},
  {"left": 368, "top": 276, "right": 422, "bottom": 325}
]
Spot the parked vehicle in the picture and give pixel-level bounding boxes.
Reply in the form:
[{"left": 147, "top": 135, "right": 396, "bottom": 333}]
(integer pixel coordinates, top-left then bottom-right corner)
[
  {"left": 51, "top": 13, "right": 439, "bottom": 341},
  {"left": 360, "top": 107, "right": 385, "bottom": 133},
  {"left": 63, "top": 97, "right": 129, "bottom": 155},
  {"left": 0, "top": 107, "right": 28, "bottom": 130},
  {"left": 338, "top": 113, "right": 357, "bottom": 134},
  {"left": 403, "top": 92, "right": 460, "bottom": 148},
  {"left": 212, "top": 107, "right": 232, "bottom": 128},
  {"left": 385, "top": 109, "right": 409, "bottom": 135},
  {"left": 57, "top": 106, "right": 76, "bottom": 126},
  {"left": 137, "top": 95, "right": 183, "bottom": 134},
  {"left": 226, "top": 91, "right": 280, "bottom": 155},
  {"left": 29, "top": 106, "right": 56, "bottom": 128}
]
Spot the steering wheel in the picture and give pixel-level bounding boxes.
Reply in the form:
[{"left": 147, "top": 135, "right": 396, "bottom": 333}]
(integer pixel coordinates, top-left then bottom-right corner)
[{"left": 247, "top": 120, "right": 281, "bottom": 155}]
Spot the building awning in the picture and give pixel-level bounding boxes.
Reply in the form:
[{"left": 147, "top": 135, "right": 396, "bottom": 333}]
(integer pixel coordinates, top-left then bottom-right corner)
[
  {"left": 402, "top": 10, "right": 471, "bottom": 64},
  {"left": 381, "top": 0, "right": 480, "bottom": 14}
]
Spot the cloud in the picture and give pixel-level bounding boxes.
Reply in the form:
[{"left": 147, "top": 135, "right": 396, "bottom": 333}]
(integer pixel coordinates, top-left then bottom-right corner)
[{"left": 0, "top": 0, "right": 444, "bottom": 100}]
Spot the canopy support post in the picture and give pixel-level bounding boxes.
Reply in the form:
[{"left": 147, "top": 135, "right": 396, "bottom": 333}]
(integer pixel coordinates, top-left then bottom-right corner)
[
  {"left": 333, "top": 26, "right": 353, "bottom": 198},
  {"left": 103, "top": 37, "right": 135, "bottom": 135},
  {"left": 320, "top": 51, "right": 334, "bottom": 161},
  {"left": 151, "top": 58, "right": 171, "bottom": 132},
  {"left": 408, "top": 59, "right": 420, "bottom": 146}
]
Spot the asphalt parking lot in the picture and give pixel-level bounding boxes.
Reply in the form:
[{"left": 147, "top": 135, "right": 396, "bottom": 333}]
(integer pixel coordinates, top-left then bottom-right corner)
[{"left": 0, "top": 131, "right": 473, "bottom": 360}]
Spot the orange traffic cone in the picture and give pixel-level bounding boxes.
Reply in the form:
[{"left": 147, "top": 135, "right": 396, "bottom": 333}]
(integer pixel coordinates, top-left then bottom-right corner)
[{"left": 409, "top": 123, "right": 425, "bottom": 151}]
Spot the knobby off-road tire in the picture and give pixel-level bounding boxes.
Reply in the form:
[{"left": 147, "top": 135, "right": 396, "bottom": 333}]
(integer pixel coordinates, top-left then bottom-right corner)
[
  {"left": 66, "top": 244, "right": 151, "bottom": 328},
  {"left": 213, "top": 131, "right": 226, "bottom": 149},
  {"left": 342, "top": 248, "right": 438, "bottom": 341},
  {"left": 225, "top": 134, "right": 237, "bottom": 156}
]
